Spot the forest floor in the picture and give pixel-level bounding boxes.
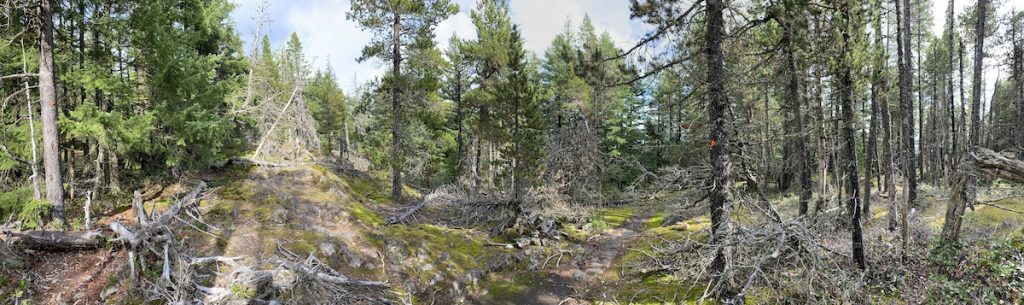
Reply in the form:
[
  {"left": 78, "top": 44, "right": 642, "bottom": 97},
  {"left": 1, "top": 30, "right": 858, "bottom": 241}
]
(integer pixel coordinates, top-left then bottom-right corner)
[{"left": 3, "top": 163, "right": 1023, "bottom": 304}]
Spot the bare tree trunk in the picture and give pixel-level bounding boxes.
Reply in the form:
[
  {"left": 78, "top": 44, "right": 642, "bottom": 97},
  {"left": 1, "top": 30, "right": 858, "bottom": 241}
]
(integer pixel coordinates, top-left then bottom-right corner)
[
  {"left": 705, "top": 0, "right": 737, "bottom": 301},
  {"left": 946, "top": 0, "right": 958, "bottom": 165},
  {"left": 917, "top": 30, "right": 926, "bottom": 180},
  {"left": 898, "top": 0, "right": 917, "bottom": 210},
  {"left": 814, "top": 16, "right": 828, "bottom": 214},
  {"left": 783, "top": 22, "right": 810, "bottom": 216},
  {"left": 390, "top": 11, "right": 404, "bottom": 203},
  {"left": 942, "top": 0, "right": 986, "bottom": 245},
  {"left": 22, "top": 45, "right": 43, "bottom": 200},
  {"left": 838, "top": 0, "right": 865, "bottom": 270},
  {"left": 970, "top": 0, "right": 986, "bottom": 150},
  {"left": 109, "top": 150, "right": 121, "bottom": 193},
  {"left": 38, "top": 0, "right": 66, "bottom": 225}
]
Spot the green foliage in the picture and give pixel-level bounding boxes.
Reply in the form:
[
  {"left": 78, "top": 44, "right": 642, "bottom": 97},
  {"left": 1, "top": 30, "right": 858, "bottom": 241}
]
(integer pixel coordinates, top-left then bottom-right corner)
[
  {"left": 0, "top": 187, "right": 51, "bottom": 229},
  {"left": 130, "top": 0, "right": 247, "bottom": 168},
  {"left": 305, "top": 66, "right": 347, "bottom": 155},
  {"left": 927, "top": 238, "right": 1024, "bottom": 303}
]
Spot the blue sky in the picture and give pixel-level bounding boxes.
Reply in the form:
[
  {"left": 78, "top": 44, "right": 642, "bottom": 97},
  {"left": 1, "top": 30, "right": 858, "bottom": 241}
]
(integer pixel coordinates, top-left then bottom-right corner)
[{"left": 228, "top": 0, "right": 645, "bottom": 93}]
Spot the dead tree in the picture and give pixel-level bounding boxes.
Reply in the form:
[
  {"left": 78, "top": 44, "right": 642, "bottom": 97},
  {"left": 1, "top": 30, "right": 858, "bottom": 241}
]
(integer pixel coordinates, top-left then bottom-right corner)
[{"left": 942, "top": 148, "right": 1023, "bottom": 243}]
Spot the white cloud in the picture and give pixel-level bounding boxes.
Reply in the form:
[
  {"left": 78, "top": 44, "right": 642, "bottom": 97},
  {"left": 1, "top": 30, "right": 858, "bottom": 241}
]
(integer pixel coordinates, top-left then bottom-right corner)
[
  {"left": 509, "top": 0, "right": 636, "bottom": 55},
  {"left": 435, "top": 11, "right": 476, "bottom": 51},
  {"left": 286, "top": 0, "right": 383, "bottom": 91}
]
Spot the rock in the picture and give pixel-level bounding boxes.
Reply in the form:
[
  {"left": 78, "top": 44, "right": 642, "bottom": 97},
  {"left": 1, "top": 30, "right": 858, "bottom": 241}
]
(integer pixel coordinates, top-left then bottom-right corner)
[
  {"left": 486, "top": 253, "right": 514, "bottom": 272},
  {"left": 539, "top": 219, "right": 558, "bottom": 237},
  {"left": 463, "top": 269, "right": 484, "bottom": 286},
  {"left": 514, "top": 237, "right": 531, "bottom": 248},
  {"left": 318, "top": 242, "right": 336, "bottom": 257},
  {"left": 271, "top": 208, "right": 289, "bottom": 224},
  {"left": 385, "top": 241, "right": 407, "bottom": 264}
]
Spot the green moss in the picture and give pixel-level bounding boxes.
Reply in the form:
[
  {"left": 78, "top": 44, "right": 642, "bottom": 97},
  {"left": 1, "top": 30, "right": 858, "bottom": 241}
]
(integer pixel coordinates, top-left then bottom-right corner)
[
  {"left": 220, "top": 182, "right": 255, "bottom": 201},
  {"left": 485, "top": 273, "right": 532, "bottom": 300},
  {"left": 260, "top": 227, "right": 325, "bottom": 255},
  {"left": 562, "top": 225, "right": 590, "bottom": 242},
  {"left": 621, "top": 216, "right": 711, "bottom": 278},
  {"left": 590, "top": 207, "right": 635, "bottom": 231},
  {"left": 373, "top": 223, "right": 512, "bottom": 287},
  {"left": 644, "top": 212, "right": 666, "bottom": 230},
  {"left": 965, "top": 198, "right": 1024, "bottom": 237},
  {"left": 348, "top": 201, "right": 384, "bottom": 227},
  {"left": 341, "top": 175, "right": 390, "bottom": 203}
]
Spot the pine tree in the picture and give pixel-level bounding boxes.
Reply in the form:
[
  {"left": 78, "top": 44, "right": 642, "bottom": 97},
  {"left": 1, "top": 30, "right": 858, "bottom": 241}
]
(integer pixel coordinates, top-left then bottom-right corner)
[
  {"left": 348, "top": 0, "right": 457, "bottom": 203},
  {"left": 497, "top": 26, "right": 544, "bottom": 204}
]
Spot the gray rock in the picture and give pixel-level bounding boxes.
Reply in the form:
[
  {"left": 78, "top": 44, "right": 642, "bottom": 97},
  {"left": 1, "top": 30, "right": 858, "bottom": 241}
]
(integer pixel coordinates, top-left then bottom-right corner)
[
  {"left": 318, "top": 242, "right": 336, "bottom": 257},
  {"left": 271, "top": 208, "right": 289, "bottom": 224}
]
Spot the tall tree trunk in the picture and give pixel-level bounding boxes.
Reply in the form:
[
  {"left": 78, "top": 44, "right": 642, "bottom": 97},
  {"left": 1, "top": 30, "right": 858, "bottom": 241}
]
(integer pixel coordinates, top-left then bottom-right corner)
[
  {"left": 878, "top": 0, "right": 898, "bottom": 230},
  {"left": 784, "top": 23, "right": 811, "bottom": 216},
  {"left": 898, "top": 0, "right": 916, "bottom": 256},
  {"left": 390, "top": 11, "right": 403, "bottom": 203},
  {"left": 815, "top": 15, "right": 828, "bottom": 214},
  {"left": 960, "top": 39, "right": 967, "bottom": 154},
  {"left": 38, "top": 0, "right": 65, "bottom": 225},
  {"left": 898, "top": 0, "right": 917, "bottom": 207},
  {"left": 917, "top": 30, "right": 925, "bottom": 180},
  {"left": 705, "top": 0, "right": 737, "bottom": 301},
  {"left": 839, "top": 0, "right": 865, "bottom": 270},
  {"left": 947, "top": 0, "right": 958, "bottom": 165},
  {"left": 970, "top": 2, "right": 985, "bottom": 150},
  {"left": 942, "top": 0, "right": 986, "bottom": 245},
  {"left": 26, "top": 78, "right": 42, "bottom": 201},
  {"left": 454, "top": 68, "right": 464, "bottom": 177}
]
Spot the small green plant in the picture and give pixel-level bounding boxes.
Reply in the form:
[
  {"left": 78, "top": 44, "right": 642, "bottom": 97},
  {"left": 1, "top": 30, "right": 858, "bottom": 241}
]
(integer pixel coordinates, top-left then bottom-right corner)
[
  {"left": 230, "top": 283, "right": 256, "bottom": 298},
  {"left": 18, "top": 199, "right": 52, "bottom": 229}
]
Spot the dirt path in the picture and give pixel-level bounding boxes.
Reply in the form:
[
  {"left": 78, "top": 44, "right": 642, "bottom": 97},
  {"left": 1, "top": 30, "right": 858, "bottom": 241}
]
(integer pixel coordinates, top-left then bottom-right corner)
[{"left": 505, "top": 209, "right": 657, "bottom": 304}]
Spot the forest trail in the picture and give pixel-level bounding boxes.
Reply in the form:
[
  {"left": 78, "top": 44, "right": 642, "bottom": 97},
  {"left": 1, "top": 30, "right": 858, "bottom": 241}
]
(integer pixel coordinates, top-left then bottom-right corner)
[{"left": 492, "top": 209, "right": 659, "bottom": 304}]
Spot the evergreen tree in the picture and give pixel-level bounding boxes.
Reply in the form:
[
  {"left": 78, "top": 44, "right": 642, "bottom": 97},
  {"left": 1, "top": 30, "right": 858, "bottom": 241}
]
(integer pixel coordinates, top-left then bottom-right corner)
[{"left": 348, "top": 0, "right": 458, "bottom": 203}]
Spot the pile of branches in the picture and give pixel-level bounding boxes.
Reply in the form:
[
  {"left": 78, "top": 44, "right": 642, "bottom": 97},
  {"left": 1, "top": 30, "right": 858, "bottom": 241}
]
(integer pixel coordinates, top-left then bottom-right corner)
[
  {"left": 624, "top": 216, "right": 866, "bottom": 303},
  {"left": 6, "top": 182, "right": 389, "bottom": 304}
]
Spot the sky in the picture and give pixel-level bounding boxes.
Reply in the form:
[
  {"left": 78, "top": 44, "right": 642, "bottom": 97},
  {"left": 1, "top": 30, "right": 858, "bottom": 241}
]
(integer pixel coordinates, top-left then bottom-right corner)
[
  {"left": 229, "top": 0, "right": 1017, "bottom": 100},
  {"left": 228, "top": 0, "right": 643, "bottom": 93}
]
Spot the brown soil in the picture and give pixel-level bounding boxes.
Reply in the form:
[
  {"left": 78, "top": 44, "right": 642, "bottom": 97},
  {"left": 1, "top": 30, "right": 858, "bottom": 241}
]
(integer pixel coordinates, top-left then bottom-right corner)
[{"left": 22, "top": 249, "right": 129, "bottom": 304}]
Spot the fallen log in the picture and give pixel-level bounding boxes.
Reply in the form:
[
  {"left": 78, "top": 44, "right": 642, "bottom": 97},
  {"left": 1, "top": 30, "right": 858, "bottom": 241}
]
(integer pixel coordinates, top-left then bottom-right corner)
[
  {"left": 3, "top": 230, "right": 106, "bottom": 252},
  {"left": 2, "top": 182, "right": 207, "bottom": 252},
  {"left": 973, "top": 148, "right": 1024, "bottom": 183}
]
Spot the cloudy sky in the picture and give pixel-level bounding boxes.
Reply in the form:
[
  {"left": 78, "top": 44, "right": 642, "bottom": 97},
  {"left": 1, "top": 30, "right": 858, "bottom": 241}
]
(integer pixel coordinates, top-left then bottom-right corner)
[
  {"left": 228, "top": 0, "right": 644, "bottom": 92},
  {"left": 229, "top": 0, "right": 1018, "bottom": 100}
]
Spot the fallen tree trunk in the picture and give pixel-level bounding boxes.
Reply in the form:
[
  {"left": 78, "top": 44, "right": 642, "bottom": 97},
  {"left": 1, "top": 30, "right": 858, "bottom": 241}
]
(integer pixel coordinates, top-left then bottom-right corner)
[
  {"left": 2, "top": 182, "right": 207, "bottom": 252},
  {"left": 942, "top": 148, "right": 1024, "bottom": 243},
  {"left": 974, "top": 148, "right": 1024, "bottom": 183},
  {"left": 2, "top": 230, "right": 105, "bottom": 252}
]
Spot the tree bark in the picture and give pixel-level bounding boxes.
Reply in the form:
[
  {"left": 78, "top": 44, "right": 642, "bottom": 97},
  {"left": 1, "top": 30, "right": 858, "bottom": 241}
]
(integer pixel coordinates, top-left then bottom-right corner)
[
  {"left": 946, "top": 0, "right": 958, "bottom": 165},
  {"left": 705, "top": 0, "right": 737, "bottom": 301},
  {"left": 970, "top": 0, "right": 986, "bottom": 149},
  {"left": 783, "top": 22, "right": 810, "bottom": 216},
  {"left": 38, "top": 0, "right": 66, "bottom": 225},
  {"left": 943, "top": 0, "right": 987, "bottom": 245},
  {"left": 899, "top": 0, "right": 917, "bottom": 208},
  {"left": 391, "top": 11, "right": 404, "bottom": 203},
  {"left": 838, "top": 0, "right": 865, "bottom": 270}
]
